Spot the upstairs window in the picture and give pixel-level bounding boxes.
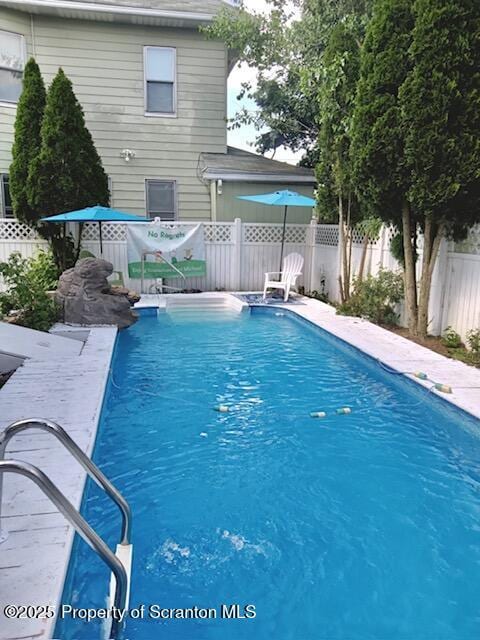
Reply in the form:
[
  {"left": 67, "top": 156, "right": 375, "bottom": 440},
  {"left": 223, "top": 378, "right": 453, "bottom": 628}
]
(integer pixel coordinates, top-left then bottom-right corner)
[
  {"left": 144, "top": 46, "right": 176, "bottom": 115},
  {"left": 0, "top": 30, "right": 25, "bottom": 104},
  {"left": 1, "top": 174, "right": 13, "bottom": 218},
  {"left": 146, "top": 180, "right": 177, "bottom": 221}
]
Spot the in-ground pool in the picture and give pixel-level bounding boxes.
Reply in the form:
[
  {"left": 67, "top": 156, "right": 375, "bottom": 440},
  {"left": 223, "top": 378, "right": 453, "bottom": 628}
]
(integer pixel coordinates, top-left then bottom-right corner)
[{"left": 57, "top": 307, "right": 480, "bottom": 640}]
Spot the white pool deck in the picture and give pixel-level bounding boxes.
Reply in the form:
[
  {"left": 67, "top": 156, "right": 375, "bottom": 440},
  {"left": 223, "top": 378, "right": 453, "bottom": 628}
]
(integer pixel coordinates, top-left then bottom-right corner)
[{"left": 1, "top": 293, "right": 479, "bottom": 640}]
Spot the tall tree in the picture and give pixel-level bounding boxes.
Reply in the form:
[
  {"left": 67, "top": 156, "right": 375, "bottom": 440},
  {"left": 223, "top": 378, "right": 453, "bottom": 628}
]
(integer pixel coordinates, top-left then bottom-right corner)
[
  {"left": 351, "top": 0, "right": 417, "bottom": 331},
  {"left": 401, "top": 0, "right": 480, "bottom": 336},
  {"left": 205, "top": 0, "right": 372, "bottom": 165},
  {"left": 27, "top": 68, "right": 109, "bottom": 271},
  {"left": 9, "top": 58, "right": 46, "bottom": 226},
  {"left": 315, "top": 18, "right": 366, "bottom": 300}
]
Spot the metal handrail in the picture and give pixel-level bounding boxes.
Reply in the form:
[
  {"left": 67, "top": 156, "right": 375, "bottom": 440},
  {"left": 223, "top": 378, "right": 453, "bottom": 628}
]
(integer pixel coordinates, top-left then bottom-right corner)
[
  {"left": 0, "top": 418, "right": 131, "bottom": 544},
  {"left": 0, "top": 459, "right": 127, "bottom": 639}
]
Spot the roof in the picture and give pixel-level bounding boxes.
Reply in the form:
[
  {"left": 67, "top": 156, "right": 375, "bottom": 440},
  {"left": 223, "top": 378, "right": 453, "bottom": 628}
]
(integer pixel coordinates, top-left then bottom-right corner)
[
  {"left": 200, "top": 147, "right": 316, "bottom": 184},
  {"left": 1, "top": 0, "right": 239, "bottom": 28}
]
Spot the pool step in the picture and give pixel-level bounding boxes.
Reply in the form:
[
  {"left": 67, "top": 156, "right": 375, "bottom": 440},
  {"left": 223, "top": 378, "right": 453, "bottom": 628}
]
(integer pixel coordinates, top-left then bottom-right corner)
[{"left": 165, "top": 293, "right": 247, "bottom": 315}]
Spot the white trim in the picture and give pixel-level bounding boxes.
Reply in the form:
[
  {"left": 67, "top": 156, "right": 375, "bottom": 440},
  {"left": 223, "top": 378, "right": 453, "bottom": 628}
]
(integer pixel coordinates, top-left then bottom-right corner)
[
  {"left": 204, "top": 172, "right": 316, "bottom": 184},
  {"left": 1, "top": 0, "right": 218, "bottom": 25},
  {"left": 143, "top": 46, "right": 177, "bottom": 118}
]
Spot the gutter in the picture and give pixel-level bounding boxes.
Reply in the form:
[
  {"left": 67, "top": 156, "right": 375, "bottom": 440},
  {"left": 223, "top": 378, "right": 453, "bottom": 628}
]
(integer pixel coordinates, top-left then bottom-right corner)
[
  {"left": 1, "top": 0, "right": 217, "bottom": 25},
  {"left": 203, "top": 171, "right": 317, "bottom": 184}
]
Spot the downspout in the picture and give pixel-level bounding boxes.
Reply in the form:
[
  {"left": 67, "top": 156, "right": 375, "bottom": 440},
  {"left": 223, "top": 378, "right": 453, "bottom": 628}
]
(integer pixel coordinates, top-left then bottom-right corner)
[{"left": 210, "top": 180, "right": 217, "bottom": 223}]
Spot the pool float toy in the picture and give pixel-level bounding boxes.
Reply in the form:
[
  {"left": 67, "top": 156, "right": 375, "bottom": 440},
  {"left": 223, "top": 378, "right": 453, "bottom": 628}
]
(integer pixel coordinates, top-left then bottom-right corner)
[
  {"left": 310, "top": 411, "right": 327, "bottom": 418},
  {"left": 434, "top": 383, "right": 452, "bottom": 394},
  {"left": 336, "top": 407, "right": 352, "bottom": 415},
  {"left": 413, "top": 371, "right": 428, "bottom": 380},
  {"left": 215, "top": 405, "right": 230, "bottom": 413}
]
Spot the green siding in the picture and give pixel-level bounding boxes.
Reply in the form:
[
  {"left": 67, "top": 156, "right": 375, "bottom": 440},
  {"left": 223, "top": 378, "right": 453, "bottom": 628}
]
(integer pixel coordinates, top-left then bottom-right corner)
[
  {"left": 216, "top": 182, "right": 316, "bottom": 224},
  {"left": 0, "top": 9, "right": 227, "bottom": 219}
]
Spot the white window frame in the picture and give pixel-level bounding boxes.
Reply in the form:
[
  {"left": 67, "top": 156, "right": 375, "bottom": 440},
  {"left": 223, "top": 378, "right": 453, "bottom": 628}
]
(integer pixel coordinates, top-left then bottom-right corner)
[
  {"left": 145, "top": 179, "right": 178, "bottom": 221},
  {"left": 143, "top": 46, "right": 177, "bottom": 118},
  {"left": 0, "top": 174, "right": 14, "bottom": 218},
  {"left": 0, "top": 29, "right": 26, "bottom": 107}
]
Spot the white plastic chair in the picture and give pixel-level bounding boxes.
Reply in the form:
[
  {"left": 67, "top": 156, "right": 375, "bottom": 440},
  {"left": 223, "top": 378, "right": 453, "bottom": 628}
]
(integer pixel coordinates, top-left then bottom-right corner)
[{"left": 263, "top": 253, "right": 304, "bottom": 302}]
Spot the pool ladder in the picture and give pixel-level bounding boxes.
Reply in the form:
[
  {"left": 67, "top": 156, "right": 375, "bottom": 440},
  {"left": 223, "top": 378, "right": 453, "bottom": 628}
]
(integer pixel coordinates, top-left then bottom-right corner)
[{"left": 0, "top": 418, "right": 133, "bottom": 640}]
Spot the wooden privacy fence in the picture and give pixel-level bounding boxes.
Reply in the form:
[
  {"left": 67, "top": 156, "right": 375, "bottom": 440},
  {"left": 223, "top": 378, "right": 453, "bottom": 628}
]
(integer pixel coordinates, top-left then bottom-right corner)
[{"left": 0, "top": 217, "right": 479, "bottom": 341}]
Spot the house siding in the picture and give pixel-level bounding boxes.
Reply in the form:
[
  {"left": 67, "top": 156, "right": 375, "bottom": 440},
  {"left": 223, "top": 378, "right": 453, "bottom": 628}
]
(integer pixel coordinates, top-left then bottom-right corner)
[
  {"left": 216, "top": 182, "right": 316, "bottom": 224},
  {"left": 0, "top": 9, "right": 227, "bottom": 219}
]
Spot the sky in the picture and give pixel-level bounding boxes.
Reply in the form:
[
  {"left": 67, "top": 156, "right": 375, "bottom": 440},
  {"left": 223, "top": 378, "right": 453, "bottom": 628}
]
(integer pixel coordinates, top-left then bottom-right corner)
[{"left": 226, "top": 0, "right": 303, "bottom": 166}]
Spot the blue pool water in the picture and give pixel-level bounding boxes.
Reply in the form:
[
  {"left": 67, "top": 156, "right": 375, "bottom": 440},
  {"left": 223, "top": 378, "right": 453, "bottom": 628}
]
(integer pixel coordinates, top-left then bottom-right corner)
[{"left": 57, "top": 307, "right": 480, "bottom": 640}]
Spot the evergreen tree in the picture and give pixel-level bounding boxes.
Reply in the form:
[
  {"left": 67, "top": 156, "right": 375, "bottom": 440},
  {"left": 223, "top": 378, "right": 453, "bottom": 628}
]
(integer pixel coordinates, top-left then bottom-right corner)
[
  {"left": 27, "top": 68, "right": 109, "bottom": 270},
  {"left": 9, "top": 58, "right": 46, "bottom": 226},
  {"left": 401, "top": 0, "right": 480, "bottom": 336},
  {"left": 350, "top": 0, "right": 417, "bottom": 332}
]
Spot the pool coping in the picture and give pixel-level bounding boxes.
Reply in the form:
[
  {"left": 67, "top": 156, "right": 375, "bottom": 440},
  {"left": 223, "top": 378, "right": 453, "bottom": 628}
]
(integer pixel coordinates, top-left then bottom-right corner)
[{"left": 0, "top": 325, "right": 117, "bottom": 640}]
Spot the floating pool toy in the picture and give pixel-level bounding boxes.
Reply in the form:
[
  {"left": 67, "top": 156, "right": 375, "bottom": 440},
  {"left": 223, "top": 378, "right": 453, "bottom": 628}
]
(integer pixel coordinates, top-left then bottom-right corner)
[
  {"left": 413, "top": 371, "right": 428, "bottom": 380},
  {"left": 336, "top": 407, "right": 352, "bottom": 415},
  {"left": 310, "top": 411, "right": 327, "bottom": 419},
  {"left": 434, "top": 383, "right": 452, "bottom": 394},
  {"left": 215, "top": 405, "right": 230, "bottom": 413},
  {"left": 200, "top": 432, "right": 208, "bottom": 438}
]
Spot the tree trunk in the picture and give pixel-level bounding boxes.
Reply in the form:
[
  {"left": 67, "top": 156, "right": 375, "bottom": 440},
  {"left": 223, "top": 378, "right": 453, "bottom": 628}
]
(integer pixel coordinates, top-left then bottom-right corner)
[
  {"left": 357, "top": 234, "right": 369, "bottom": 282},
  {"left": 338, "top": 192, "right": 346, "bottom": 303},
  {"left": 417, "top": 218, "right": 444, "bottom": 338},
  {"left": 401, "top": 201, "right": 418, "bottom": 335}
]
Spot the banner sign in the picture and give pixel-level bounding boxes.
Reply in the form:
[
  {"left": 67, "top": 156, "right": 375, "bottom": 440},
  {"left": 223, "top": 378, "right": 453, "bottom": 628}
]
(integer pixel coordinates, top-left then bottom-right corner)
[{"left": 127, "top": 223, "right": 206, "bottom": 279}]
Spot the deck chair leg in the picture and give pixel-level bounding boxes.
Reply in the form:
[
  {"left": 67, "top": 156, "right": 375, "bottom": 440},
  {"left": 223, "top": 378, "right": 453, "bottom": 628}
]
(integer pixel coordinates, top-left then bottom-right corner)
[
  {"left": 263, "top": 283, "right": 268, "bottom": 301},
  {"left": 284, "top": 285, "right": 290, "bottom": 302}
]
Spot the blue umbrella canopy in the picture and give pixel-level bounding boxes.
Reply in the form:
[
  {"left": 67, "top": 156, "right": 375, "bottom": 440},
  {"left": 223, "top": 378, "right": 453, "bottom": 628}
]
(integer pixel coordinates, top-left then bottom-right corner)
[
  {"left": 237, "top": 189, "right": 316, "bottom": 207},
  {"left": 41, "top": 206, "right": 146, "bottom": 254},
  {"left": 41, "top": 205, "right": 146, "bottom": 223},
  {"left": 237, "top": 190, "right": 316, "bottom": 272}
]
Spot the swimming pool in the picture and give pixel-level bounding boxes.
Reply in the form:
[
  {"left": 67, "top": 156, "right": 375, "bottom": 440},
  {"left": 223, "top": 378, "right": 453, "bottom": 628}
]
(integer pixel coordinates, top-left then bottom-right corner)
[{"left": 57, "top": 307, "right": 480, "bottom": 640}]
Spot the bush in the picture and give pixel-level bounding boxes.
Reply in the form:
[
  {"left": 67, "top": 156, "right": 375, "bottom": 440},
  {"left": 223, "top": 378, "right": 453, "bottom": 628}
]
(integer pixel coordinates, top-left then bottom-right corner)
[
  {"left": 337, "top": 268, "right": 404, "bottom": 325},
  {"left": 0, "top": 250, "right": 59, "bottom": 331},
  {"left": 467, "top": 328, "right": 480, "bottom": 354},
  {"left": 441, "top": 326, "right": 463, "bottom": 349}
]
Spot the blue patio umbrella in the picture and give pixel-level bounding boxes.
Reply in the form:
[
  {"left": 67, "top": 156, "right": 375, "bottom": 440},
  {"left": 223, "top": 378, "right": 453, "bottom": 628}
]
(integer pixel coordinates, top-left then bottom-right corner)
[
  {"left": 237, "top": 189, "right": 316, "bottom": 272},
  {"left": 41, "top": 205, "right": 146, "bottom": 254}
]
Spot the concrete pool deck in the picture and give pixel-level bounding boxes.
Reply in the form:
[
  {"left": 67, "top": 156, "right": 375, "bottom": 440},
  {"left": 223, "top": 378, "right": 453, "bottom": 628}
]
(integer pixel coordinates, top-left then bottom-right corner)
[
  {"left": 1, "top": 293, "right": 479, "bottom": 639},
  {"left": 0, "top": 325, "right": 117, "bottom": 640}
]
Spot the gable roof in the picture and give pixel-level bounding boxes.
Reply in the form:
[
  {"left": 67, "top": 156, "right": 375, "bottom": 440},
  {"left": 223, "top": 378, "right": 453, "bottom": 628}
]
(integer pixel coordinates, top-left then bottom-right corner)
[
  {"left": 200, "top": 147, "right": 316, "bottom": 184},
  {"left": 1, "top": 0, "right": 238, "bottom": 28}
]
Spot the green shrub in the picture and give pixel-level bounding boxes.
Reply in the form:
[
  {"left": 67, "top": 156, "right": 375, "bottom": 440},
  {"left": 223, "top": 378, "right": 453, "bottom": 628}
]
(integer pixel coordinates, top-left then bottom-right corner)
[
  {"left": 337, "top": 268, "right": 404, "bottom": 325},
  {"left": 441, "top": 326, "right": 463, "bottom": 349},
  {"left": 0, "top": 250, "right": 59, "bottom": 331},
  {"left": 467, "top": 329, "right": 480, "bottom": 354}
]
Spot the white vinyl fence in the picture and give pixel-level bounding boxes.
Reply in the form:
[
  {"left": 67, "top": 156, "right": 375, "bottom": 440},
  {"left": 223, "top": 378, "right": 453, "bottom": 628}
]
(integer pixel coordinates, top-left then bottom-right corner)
[{"left": 1, "top": 217, "right": 479, "bottom": 341}]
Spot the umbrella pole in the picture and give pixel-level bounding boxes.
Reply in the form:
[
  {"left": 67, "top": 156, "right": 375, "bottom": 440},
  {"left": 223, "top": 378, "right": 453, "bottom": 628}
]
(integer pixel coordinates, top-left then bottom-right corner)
[
  {"left": 279, "top": 204, "right": 288, "bottom": 274},
  {"left": 99, "top": 222, "right": 103, "bottom": 256}
]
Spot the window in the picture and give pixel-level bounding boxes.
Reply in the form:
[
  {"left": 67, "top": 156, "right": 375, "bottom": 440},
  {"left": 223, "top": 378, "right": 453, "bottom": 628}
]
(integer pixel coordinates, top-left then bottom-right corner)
[
  {"left": 146, "top": 180, "right": 177, "bottom": 220},
  {"left": 0, "top": 30, "right": 25, "bottom": 104},
  {"left": 1, "top": 174, "right": 13, "bottom": 218},
  {"left": 144, "top": 46, "right": 176, "bottom": 115}
]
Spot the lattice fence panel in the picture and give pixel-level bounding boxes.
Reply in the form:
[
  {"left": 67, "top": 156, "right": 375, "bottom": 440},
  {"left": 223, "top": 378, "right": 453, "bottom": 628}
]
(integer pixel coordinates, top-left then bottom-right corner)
[
  {"left": 0, "top": 219, "right": 40, "bottom": 241},
  {"left": 82, "top": 223, "right": 127, "bottom": 241},
  {"left": 316, "top": 225, "right": 339, "bottom": 246},
  {"left": 243, "top": 224, "right": 307, "bottom": 244},
  {"left": 203, "top": 223, "right": 233, "bottom": 243}
]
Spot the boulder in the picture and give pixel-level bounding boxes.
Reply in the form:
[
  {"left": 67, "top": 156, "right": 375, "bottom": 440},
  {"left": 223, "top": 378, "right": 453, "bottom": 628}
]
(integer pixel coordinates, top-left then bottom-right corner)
[{"left": 55, "top": 258, "right": 138, "bottom": 329}]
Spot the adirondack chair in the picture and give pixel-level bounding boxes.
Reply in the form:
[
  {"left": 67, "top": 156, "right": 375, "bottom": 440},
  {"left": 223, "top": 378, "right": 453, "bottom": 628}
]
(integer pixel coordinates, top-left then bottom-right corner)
[{"left": 263, "top": 253, "right": 304, "bottom": 302}]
